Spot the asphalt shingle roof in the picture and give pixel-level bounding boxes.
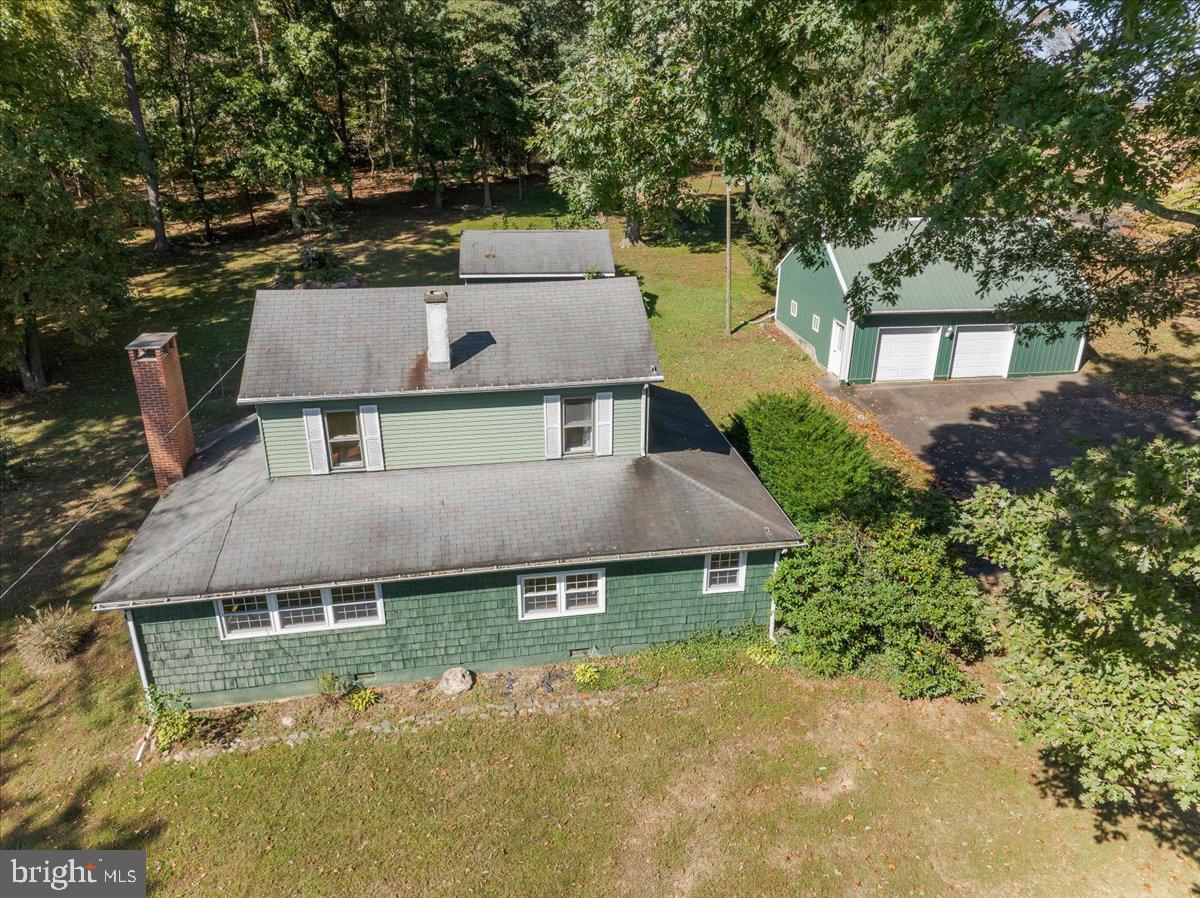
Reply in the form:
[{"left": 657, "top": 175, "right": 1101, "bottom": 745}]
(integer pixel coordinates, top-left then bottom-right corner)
[
  {"left": 94, "top": 388, "right": 800, "bottom": 609},
  {"left": 459, "top": 229, "right": 616, "bottom": 277},
  {"left": 237, "top": 277, "right": 660, "bottom": 403},
  {"left": 829, "top": 223, "right": 1068, "bottom": 314}
]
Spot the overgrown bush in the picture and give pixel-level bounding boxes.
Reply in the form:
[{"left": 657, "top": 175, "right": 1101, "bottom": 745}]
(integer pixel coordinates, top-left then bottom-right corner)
[
  {"left": 139, "top": 685, "right": 194, "bottom": 751},
  {"left": 744, "top": 642, "right": 782, "bottom": 668},
  {"left": 957, "top": 437, "right": 1199, "bottom": 809},
  {"left": 733, "top": 392, "right": 947, "bottom": 528},
  {"left": 15, "top": 604, "right": 89, "bottom": 666},
  {"left": 315, "top": 671, "right": 357, "bottom": 701},
  {"left": 768, "top": 518, "right": 985, "bottom": 700}
]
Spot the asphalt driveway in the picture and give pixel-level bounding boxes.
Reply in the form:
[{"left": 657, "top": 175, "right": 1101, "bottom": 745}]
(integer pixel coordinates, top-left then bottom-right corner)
[{"left": 824, "top": 373, "right": 1199, "bottom": 494}]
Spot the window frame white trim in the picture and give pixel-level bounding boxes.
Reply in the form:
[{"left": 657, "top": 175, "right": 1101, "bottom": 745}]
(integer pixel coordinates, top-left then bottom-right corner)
[
  {"left": 811, "top": 313, "right": 821, "bottom": 333},
  {"left": 322, "top": 407, "right": 367, "bottom": 472},
  {"left": 560, "top": 395, "right": 596, "bottom": 457},
  {"left": 215, "top": 583, "right": 385, "bottom": 640},
  {"left": 516, "top": 568, "right": 606, "bottom": 621},
  {"left": 789, "top": 299, "right": 799, "bottom": 318},
  {"left": 701, "top": 551, "right": 747, "bottom": 595}
]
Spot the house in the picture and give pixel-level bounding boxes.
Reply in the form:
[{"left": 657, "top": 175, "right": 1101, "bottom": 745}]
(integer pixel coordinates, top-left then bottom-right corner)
[
  {"left": 458, "top": 229, "right": 616, "bottom": 281},
  {"left": 95, "top": 278, "right": 799, "bottom": 708},
  {"left": 773, "top": 224, "right": 1088, "bottom": 384}
]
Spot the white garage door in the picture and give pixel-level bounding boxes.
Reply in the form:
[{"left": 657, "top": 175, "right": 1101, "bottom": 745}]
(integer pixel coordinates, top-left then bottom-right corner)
[
  {"left": 874, "top": 327, "right": 941, "bottom": 382},
  {"left": 950, "top": 324, "right": 1015, "bottom": 379}
]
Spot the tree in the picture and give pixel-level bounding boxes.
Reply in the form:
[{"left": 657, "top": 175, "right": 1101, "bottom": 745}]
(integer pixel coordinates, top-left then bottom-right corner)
[
  {"left": 538, "top": 9, "right": 709, "bottom": 244},
  {"left": 106, "top": 1, "right": 171, "bottom": 251},
  {"left": 958, "top": 438, "right": 1200, "bottom": 809},
  {"left": 1, "top": 0, "right": 131, "bottom": 390},
  {"left": 446, "top": 0, "right": 525, "bottom": 209},
  {"left": 554, "top": 0, "right": 1198, "bottom": 336}
]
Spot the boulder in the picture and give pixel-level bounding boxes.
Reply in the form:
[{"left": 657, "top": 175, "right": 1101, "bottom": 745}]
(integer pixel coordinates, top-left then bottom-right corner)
[{"left": 438, "top": 667, "right": 475, "bottom": 696}]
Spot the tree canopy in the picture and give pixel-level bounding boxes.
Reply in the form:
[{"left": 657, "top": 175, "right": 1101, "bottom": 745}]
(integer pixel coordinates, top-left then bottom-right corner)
[
  {"left": 958, "top": 438, "right": 1199, "bottom": 809},
  {"left": 545, "top": 0, "right": 1199, "bottom": 336}
]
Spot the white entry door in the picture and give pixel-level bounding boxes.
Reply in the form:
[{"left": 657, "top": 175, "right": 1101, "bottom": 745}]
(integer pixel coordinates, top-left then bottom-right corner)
[
  {"left": 827, "top": 319, "right": 846, "bottom": 378},
  {"left": 950, "top": 324, "right": 1015, "bottom": 379},
  {"left": 873, "top": 326, "right": 940, "bottom": 382}
]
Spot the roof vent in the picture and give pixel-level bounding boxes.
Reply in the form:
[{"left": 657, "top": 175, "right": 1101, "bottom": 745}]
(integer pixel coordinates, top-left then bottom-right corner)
[{"left": 424, "top": 290, "right": 450, "bottom": 371}]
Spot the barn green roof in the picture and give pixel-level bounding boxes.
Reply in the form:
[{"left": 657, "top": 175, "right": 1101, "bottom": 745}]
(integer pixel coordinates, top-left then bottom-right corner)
[{"left": 827, "top": 224, "right": 1068, "bottom": 314}]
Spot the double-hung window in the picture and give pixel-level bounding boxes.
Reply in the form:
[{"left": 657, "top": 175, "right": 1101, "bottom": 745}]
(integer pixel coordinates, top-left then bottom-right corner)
[
  {"left": 702, "top": 551, "right": 747, "bottom": 594},
  {"left": 324, "top": 410, "right": 364, "bottom": 470},
  {"left": 517, "top": 569, "right": 605, "bottom": 620},
  {"left": 216, "top": 583, "right": 385, "bottom": 639},
  {"left": 561, "top": 397, "right": 594, "bottom": 455}
]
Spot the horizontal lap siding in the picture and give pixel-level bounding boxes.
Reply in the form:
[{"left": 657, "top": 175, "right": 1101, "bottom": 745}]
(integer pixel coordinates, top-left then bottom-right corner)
[
  {"left": 774, "top": 252, "right": 848, "bottom": 369},
  {"left": 257, "top": 385, "right": 643, "bottom": 476},
  {"left": 131, "top": 551, "right": 777, "bottom": 706},
  {"left": 847, "top": 313, "right": 1082, "bottom": 382}
]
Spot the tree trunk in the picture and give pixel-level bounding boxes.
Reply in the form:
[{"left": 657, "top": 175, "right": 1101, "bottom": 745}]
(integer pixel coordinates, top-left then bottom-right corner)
[
  {"left": 725, "top": 180, "right": 732, "bottom": 336},
  {"left": 193, "top": 174, "right": 214, "bottom": 241},
  {"left": 428, "top": 160, "right": 442, "bottom": 211},
  {"left": 16, "top": 314, "right": 48, "bottom": 392},
  {"left": 107, "top": 4, "right": 170, "bottom": 253},
  {"left": 621, "top": 216, "right": 643, "bottom": 247},
  {"left": 287, "top": 174, "right": 304, "bottom": 237},
  {"left": 481, "top": 144, "right": 492, "bottom": 209},
  {"left": 244, "top": 183, "right": 257, "bottom": 229},
  {"left": 517, "top": 170, "right": 523, "bottom": 201}
]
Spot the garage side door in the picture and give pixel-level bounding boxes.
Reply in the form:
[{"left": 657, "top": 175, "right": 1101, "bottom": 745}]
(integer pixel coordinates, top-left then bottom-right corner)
[
  {"left": 874, "top": 326, "right": 941, "bottom": 382},
  {"left": 950, "top": 325, "right": 1014, "bottom": 379}
]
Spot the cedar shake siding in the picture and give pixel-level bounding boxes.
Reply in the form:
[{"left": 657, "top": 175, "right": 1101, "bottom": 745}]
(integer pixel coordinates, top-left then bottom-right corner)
[{"left": 130, "top": 551, "right": 778, "bottom": 707}]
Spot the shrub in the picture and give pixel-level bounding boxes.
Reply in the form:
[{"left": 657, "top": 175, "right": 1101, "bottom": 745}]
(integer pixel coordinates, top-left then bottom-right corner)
[
  {"left": 768, "top": 517, "right": 985, "bottom": 699},
  {"left": 15, "top": 604, "right": 89, "bottom": 666},
  {"left": 733, "top": 392, "right": 947, "bottom": 528},
  {"left": 348, "top": 687, "right": 381, "bottom": 712},
  {"left": 957, "top": 437, "right": 1199, "bottom": 809},
  {"left": 573, "top": 662, "right": 601, "bottom": 690},
  {"left": 139, "top": 685, "right": 194, "bottom": 750},
  {"left": 315, "top": 671, "right": 356, "bottom": 700},
  {"left": 744, "top": 642, "right": 782, "bottom": 668},
  {"left": 0, "top": 432, "right": 27, "bottom": 487}
]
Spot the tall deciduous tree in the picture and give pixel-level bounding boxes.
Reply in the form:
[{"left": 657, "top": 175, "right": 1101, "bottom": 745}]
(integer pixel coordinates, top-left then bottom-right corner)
[
  {"left": 107, "top": 1, "right": 171, "bottom": 251},
  {"left": 1, "top": 0, "right": 131, "bottom": 390},
  {"left": 958, "top": 438, "right": 1199, "bottom": 809}
]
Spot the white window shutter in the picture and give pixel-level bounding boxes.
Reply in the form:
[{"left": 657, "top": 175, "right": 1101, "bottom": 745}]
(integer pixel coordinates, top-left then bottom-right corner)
[
  {"left": 359, "top": 404, "right": 384, "bottom": 471},
  {"left": 543, "top": 394, "right": 562, "bottom": 459},
  {"left": 302, "top": 408, "right": 329, "bottom": 475},
  {"left": 595, "top": 391, "right": 613, "bottom": 456}
]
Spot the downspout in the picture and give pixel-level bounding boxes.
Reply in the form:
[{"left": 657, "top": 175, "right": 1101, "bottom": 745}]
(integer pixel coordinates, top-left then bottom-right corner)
[
  {"left": 125, "top": 611, "right": 155, "bottom": 763},
  {"left": 768, "top": 549, "right": 781, "bottom": 643},
  {"left": 640, "top": 383, "right": 649, "bottom": 456}
]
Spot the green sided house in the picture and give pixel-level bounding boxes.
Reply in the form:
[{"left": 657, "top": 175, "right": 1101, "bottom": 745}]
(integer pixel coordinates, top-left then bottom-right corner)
[
  {"left": 95, "top": 278, "right": 799, "bottom": 707},
  {"left": 773, "top": 223, "right": 1088, "bottom": 384}
]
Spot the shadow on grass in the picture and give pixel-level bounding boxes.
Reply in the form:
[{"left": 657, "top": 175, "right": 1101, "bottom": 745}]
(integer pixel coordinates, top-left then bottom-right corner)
[{"left": 1035, "top": 763, "right": 1200, "bottom": 874}]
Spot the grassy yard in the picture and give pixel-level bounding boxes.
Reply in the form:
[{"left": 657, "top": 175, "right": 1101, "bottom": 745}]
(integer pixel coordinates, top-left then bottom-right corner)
[{"left": 2, "top": 175, "right": 1198, "bottom": 895}]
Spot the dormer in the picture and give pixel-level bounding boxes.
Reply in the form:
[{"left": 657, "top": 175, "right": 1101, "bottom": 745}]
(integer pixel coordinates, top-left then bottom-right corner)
[{"left": 236, "top": 277, "right": 663, "bottom": 478}]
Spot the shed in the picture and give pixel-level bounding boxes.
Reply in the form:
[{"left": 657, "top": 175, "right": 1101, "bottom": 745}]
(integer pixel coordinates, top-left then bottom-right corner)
[
  {"left": 459, "top": 229, "right": 616, "bottom": 281},
  {"left": 773, "top": 223, "right": 1087, "bottom": 384}
]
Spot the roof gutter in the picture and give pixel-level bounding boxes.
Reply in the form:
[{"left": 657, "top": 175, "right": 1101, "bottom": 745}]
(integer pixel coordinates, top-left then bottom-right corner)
[
  {"left": 93, "top": 539, "right": 803, "bottom": 612},
  {"left": 868, "top": 307, "right": 998, "bottom": 315},
  {"left": 238, "top": 374, "right": 665, "bottom": 407},
  {"left": 459, "top": 272, "right": 616, "bottom": 280}
]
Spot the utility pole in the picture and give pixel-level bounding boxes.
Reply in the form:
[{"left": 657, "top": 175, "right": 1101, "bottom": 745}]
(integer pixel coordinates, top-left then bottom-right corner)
[{"left": 725, "top": 178, "right": 732, "bottom": 336}]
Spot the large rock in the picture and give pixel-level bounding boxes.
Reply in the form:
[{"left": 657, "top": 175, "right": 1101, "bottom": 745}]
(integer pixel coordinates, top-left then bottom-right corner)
[{"left": 438, "top": 667, "right": 475, "bottom": 696}]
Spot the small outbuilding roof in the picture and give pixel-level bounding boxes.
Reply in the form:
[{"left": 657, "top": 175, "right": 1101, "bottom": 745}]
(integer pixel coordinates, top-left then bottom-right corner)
[
  {"left": 237, "top": 277, "right": 660, "bottom": 404},
  {"left": 93, "top": 388, "right": 800, "bottom": 609},
  {"left": 825, "top": 223, "right": 1069, "bottom": 314},
  {"left": 459, "top": 229, "right": 616, "bottom": 278}
]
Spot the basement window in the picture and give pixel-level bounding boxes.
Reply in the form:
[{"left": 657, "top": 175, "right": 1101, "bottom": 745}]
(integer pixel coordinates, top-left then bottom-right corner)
[
  {"left": 702, "top": 551, "right": 747, "bottom": 594},
  {"left": 324, "top": 410, "right": 364, "bottom": 470},
  {"left": 216, "top": 583, "right": 385, "bottom": 639},
  {"left": 517, "top": 569, "right": 606, "bottom": 620}
]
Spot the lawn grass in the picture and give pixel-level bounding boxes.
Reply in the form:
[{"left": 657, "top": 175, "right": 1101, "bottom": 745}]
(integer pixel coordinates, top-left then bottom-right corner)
[
  {"left": 1085, "top": 312, "right": 1200, "bottom": 398},
  {"left": 2, "top": 175, "right": 1197, "bottom": 895}
]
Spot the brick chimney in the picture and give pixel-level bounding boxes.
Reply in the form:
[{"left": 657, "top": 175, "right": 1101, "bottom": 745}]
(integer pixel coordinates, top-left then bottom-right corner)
[{"left": 126, "top": 333, "right": 195, "bottom": 495}]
